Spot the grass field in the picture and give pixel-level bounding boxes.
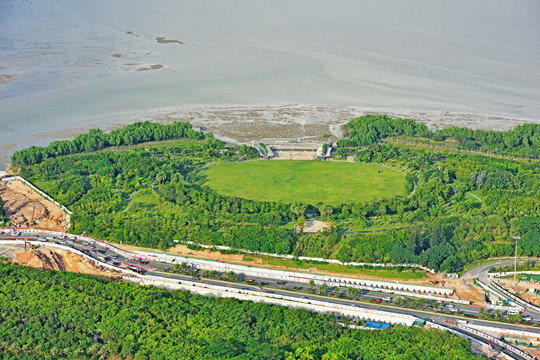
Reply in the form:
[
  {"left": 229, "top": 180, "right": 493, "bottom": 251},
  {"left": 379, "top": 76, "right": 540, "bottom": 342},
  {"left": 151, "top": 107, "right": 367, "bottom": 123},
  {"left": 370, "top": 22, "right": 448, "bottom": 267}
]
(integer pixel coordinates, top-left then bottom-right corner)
[{"left": 199, "top": 160, "right": 406, "bottom": 205}]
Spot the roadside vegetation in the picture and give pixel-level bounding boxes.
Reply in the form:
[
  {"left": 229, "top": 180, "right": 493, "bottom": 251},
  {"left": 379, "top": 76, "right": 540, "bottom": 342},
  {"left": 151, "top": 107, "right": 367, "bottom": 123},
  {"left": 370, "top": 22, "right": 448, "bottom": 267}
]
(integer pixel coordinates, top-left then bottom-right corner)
[
  {"left": 261, "top": 257, "right": 427, "bottom": 280},
  {"left": 0, "top": 262, "right": 482, "bottom": 359},
  {"left": 0, "top": 197, "right": 8, "bottom": 226},
  {"left": 9, "top": 116, "right": 540, "bottom": 273}
]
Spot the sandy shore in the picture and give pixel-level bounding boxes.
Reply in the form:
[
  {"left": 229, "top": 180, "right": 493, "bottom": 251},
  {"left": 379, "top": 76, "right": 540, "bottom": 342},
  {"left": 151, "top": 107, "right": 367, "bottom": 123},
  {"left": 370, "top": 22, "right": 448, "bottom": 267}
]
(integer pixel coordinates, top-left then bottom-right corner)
[{"left": 1, "top": 104, "right": 539, "bottom": 163}]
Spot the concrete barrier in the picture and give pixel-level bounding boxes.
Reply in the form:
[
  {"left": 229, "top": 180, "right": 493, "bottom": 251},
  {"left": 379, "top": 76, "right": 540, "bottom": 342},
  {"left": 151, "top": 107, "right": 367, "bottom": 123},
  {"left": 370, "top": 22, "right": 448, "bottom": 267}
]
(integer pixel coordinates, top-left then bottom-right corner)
[
  {"left": 492, "top": 281, "right": 540, "bottom": 314},
  {"left": 489, "top": 271, "right": 540, "bottom": 278},
  {"left": 0, "top": 176, "right": 72, "bottom": 215},
  {"left": 137, "top": 249, "right": 455, "bottom": 297},
  {"left": 0, "top": 239, "right": 133, "bottom": 275},
  {"left": 3, "top": 229, "right": 457, "bottom": 300},
  {"left": 467, "top": 323, "right": 540, "bottom": 339},
  {"left": 180, "top": 240, "right": 436, "bottom": 273},
  {"left": 476, "top": 279, "right": 524, "bottom": 311},
  {"left": 124, "top": 274, "right": 417, "bottom": 326},
  {"left": 0, "top": 237, "right": 419, "bottom": 326},
  {"left": 457, "top": 323, "right": 535, "bottom": 360},
  {"left": 424, "top": 321, "right": 499, "bottom": 359}
]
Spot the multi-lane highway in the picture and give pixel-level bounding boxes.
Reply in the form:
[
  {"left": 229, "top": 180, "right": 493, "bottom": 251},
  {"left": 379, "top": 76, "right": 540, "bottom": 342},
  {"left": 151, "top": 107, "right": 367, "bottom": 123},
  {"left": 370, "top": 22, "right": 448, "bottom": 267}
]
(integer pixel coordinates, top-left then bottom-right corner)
[{"left": 2, "top": 231, "right": 539, "bottom": 332}]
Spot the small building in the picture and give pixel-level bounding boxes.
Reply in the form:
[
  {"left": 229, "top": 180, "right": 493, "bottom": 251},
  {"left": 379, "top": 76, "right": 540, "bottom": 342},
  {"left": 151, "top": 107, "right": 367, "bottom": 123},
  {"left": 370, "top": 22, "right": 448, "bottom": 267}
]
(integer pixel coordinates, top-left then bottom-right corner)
[{"left": 316, "top": 142, "right": 333, "bottom": 160}]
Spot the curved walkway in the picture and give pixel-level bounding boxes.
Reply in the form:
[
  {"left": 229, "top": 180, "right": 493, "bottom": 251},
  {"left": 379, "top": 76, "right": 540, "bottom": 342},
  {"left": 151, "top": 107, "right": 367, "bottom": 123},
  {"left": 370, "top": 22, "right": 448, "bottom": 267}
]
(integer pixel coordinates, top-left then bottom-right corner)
[{"left": 466, "top": 192, "right": 483, "bottom": 203}]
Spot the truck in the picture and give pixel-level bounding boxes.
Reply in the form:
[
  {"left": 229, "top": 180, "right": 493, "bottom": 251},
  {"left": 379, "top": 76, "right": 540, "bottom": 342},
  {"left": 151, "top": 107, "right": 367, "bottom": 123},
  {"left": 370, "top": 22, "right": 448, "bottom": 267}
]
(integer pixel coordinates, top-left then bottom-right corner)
[{"left": 127, "top": 266, "right": 145, "bottom": 275}]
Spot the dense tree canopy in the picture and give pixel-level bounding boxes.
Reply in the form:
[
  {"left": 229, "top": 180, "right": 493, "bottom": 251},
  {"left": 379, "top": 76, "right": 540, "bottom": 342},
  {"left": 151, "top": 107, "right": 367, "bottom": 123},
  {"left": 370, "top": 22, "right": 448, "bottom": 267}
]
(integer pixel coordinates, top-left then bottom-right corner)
[
  {"left": 9, "top": 118, "right": 540, "bottom": 271},
  {"left": 0, "top": 262, "right": 482, "bottom": 359},
  {"left": 11, "top": 121, "right": 207, "bottom": 166}
]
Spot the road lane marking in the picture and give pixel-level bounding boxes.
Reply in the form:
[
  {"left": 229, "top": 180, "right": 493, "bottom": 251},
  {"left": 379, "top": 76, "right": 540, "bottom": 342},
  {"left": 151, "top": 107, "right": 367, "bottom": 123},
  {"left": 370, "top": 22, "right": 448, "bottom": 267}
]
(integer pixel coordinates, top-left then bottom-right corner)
[{"left": 0, "top": 243, "right": 19, "bottom": 256}]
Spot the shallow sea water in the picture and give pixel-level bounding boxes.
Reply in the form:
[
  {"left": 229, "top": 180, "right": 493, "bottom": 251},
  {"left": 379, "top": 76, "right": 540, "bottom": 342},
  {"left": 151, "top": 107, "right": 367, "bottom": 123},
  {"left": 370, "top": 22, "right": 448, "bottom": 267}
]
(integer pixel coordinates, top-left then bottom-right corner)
[{"left": 0, "top": 0, "right": 539, "bottom": 161}]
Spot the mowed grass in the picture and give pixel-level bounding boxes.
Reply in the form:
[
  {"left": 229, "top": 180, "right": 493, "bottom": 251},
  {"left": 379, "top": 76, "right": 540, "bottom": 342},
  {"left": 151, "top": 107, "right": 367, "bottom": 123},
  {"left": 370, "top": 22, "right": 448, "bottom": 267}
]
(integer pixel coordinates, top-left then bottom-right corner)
[{"left": 199, "top": 160, "right": 406, "bottom": 205}]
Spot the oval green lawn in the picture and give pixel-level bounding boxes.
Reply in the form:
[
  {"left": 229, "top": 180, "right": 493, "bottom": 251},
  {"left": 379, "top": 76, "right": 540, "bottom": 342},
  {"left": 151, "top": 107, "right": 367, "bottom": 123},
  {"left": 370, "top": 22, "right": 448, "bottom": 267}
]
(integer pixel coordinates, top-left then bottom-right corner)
[{"left": 199, "top": 160, "right": 406, "bottom": 205}]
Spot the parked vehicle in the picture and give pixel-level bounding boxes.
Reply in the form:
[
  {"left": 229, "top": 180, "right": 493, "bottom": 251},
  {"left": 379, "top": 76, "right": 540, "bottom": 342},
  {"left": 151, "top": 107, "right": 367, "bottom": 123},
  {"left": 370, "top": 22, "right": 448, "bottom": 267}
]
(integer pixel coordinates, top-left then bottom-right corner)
[{"left": 372, "top": 298, "right": 382, "bottom": 303}]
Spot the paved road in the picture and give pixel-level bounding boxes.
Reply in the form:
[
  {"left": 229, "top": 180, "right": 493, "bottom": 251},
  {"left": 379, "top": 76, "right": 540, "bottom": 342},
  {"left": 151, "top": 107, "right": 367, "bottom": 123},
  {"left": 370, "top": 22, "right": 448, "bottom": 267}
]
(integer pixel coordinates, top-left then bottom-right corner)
[
  {"left": 462, "top": 258, "right": 540, "bottom": 322},
  {"left": 1, "top": 232, "right": 540, "bottom": 336}
]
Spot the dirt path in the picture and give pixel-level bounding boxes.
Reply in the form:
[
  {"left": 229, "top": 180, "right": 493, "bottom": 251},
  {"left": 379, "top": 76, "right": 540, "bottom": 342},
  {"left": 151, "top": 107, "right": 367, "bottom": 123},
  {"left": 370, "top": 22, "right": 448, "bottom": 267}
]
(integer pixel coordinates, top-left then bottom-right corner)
[
  {"left": 466, "top": 192, "right": 483, "bottom": 203},
  {"left": 0, "top": 179, "right": 70, "bottom": 231}
]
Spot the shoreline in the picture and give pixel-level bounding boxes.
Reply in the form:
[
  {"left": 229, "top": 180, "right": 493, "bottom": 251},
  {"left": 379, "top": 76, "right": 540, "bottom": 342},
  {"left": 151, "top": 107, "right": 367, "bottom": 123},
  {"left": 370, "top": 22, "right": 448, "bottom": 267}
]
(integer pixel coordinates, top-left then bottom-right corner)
[{"left": 1, "top": 104, "right": 539, "bottom": 163}]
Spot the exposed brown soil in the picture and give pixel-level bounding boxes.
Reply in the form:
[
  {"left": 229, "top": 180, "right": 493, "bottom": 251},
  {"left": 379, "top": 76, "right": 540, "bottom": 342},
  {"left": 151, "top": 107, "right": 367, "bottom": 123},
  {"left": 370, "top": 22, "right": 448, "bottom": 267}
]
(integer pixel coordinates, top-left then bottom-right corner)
[
  {"left": 14, "top": 247, "right": 120, "bottom": 278},
  {"left": 0, "top": 179, "right": 70, "bottom": 232},
  {"left": 496, "top": 279, "right": 540, "bottom": 306},
  {"left": 273, "top": 149, "right": 318, "bottom": 160},
  {"left": 516, "top": 346, "right": 540, "bottom": 359},
  {"left": 156, "top": 37, "right": 183, "bottom": 45},
  {"left": 302, "top": 219, "right": 331, "bottom": 233},
  {"left": 450, "top": 278, "right": 486, "bottom": 304}
]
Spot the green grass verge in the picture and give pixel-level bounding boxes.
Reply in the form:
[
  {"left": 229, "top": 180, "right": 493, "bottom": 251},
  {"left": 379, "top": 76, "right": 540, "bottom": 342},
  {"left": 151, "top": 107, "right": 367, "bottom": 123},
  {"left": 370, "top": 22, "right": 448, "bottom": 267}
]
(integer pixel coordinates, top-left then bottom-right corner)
[
  {"left": 199, "top": 160, "right": 406, "bottom": 206},
  {"left": 458, "top": 258, "right": 512, "bottom": 275},
  {"left": 264, "top": 257, "right": 427, "bottom": 280}
]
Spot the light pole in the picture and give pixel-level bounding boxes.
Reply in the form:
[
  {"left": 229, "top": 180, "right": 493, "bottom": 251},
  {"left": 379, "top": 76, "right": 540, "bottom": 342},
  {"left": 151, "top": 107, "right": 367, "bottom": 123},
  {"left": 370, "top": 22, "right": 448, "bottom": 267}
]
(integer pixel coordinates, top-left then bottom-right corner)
[{"left": 513, "top": 236, "right": 521, "bottom": 283}]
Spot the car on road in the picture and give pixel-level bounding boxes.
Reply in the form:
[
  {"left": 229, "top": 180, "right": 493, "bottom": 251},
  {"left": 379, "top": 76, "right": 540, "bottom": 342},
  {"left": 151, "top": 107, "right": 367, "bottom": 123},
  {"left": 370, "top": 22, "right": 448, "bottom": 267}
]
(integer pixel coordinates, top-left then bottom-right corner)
[{"left": 372, "top": 298, "right": 382, "bottom": 303}]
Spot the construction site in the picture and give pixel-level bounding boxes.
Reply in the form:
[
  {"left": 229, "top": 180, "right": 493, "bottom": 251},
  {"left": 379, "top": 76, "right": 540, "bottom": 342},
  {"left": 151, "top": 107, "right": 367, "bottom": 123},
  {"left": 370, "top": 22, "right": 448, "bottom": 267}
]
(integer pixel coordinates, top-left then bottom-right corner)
[
  {"left": 0, "top": 242, "right": 120, "bottom": 279},
  {"left": 0, "top": 177, "right": 70, "bottom": 232}
]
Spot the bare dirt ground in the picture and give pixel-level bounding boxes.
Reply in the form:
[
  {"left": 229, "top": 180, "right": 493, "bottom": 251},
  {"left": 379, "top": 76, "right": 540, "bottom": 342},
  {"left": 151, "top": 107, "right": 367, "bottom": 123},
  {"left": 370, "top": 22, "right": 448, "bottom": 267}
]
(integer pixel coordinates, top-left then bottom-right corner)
[
  {"left": 272, "top": 149, "right": 318, "bottom": 160},
  {"left": 518, "top": 347, "right": 540, "bottom": 359},
  {"left": 302, "top": 218, "right": 331, "bottom": 233},
  {"left": 13, "top": 247, "right": 120, "bottom": 278},
  {"left": 0, "top": 179, "right": 70, "bottom": 232},
  {"left": 450, "top": 278, "right": 486, "bottom": 304},
  {"left": 496, "top": 279, "right": 540, "bottom": 306}
]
